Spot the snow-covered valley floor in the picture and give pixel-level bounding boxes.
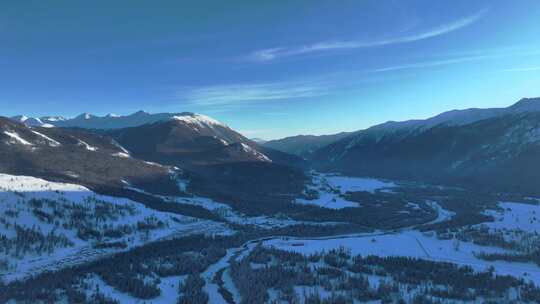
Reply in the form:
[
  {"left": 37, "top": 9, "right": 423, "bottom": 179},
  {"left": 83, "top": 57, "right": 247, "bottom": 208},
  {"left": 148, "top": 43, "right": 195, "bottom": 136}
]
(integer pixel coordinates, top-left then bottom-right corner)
[
  {"left": 295, "top": 172, "right": 397, "bottom": 209},
  {"left": 483, "top": 201, "right": 540, "bottom": 233},
  {"left": 3, "top": 171, "right": 540, "bottom": 303},
  {"left": 263, "top": 229, "right": 540, "bottom": 285}
]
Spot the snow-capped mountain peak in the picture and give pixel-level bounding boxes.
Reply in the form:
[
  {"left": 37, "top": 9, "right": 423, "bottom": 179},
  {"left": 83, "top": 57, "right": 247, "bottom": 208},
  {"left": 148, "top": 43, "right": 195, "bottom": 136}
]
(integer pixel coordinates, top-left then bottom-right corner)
[
  {"left": 76, "top": 113, "right": 94, "bottom": 120},
  {"left": 41, "top": 115, "right": 65, "bottom": 122},
  {"left": 11, "top": 115, "right": 29, "bottom": 122},
  {"left": 171, "top": 113, "right": 226, "bottom": 128},
  {"left": 10, "top": 115, "right": 46, "bottom": 127},
  {"left": 7, "top": 111, "right": 228, "bottom": 130},
  {"left": 367, "top": 97, "right": 540, "bottom": 134}
]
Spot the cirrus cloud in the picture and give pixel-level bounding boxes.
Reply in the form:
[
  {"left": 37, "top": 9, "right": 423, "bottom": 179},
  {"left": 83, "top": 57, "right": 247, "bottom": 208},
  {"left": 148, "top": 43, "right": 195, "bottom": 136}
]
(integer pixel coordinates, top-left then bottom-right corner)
[
  {"left": 249, "top": 9, "right": 489, "bottom": 62},
  {"left": 175, "top": 80, "right": 332, "bottom": 107}
]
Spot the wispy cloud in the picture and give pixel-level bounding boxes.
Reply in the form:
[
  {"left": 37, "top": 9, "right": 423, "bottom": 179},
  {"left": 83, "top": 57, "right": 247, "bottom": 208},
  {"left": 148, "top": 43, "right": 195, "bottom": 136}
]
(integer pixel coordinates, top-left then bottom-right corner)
[
  {"left": 372, "top": 48, "right": 540, "bottom": 73},
  {"left": 262, "top": 112, "right": 291, "bottom": 116},
  {"left": 371, "top": 55, "right": 490, "bottom": 72},
  {"left": 175, "top": 80, "right": 331, "bottom": 107},
  {"left": 249, "top": 9, "right": 488, "bottom": 62},
  {"left": 501, "top": 66, "right": 540, "bottom": 72},
  {"left": 171, "top": 45, "right": 540, "bottom": 112}
]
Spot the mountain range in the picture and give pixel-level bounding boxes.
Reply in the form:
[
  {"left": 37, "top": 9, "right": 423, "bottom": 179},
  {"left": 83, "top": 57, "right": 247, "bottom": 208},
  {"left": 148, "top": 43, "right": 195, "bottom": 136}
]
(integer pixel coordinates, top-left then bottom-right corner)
[
  {"left": 10, "top": 111, "right": 194, "bottom": 129},
  {"left": 5, "top": 96, "right": 540, "bottom": 197},
  {"left": 263, "top": 97, "right": 540, "bottom": 157},
  {"left": 309, "top": 97, "right": 540, "bottom": 194},
  {"left": 1, "top": 113, "right": 307, "bottom": 216}
]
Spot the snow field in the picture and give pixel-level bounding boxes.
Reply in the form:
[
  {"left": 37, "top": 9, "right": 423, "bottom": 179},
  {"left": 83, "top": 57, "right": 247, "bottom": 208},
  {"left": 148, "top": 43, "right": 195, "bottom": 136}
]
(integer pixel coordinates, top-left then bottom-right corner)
[
  {"left": 295, "top": 173, "right": 396, "bottom": 209},
  {"left": 0, "top": 173, "right": 230, "bottom": 283},
  {"left": 483, "top": 201, "right": 540, "bottom": 233},
  {"left": 263, "top": 230, "right": 540, "bottom": 285}
]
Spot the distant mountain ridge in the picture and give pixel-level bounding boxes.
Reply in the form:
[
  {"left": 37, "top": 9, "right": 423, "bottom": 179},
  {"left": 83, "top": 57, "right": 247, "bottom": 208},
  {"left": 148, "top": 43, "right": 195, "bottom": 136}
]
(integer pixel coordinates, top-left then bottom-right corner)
[
  {"left": 251, "top": 138, "right": 267, "bottom": 144},
  {"left": 311, "top": 97, "right": 540, "bottom": 195},
  {"left": 370, "top": 97, "right": 540, "bottom": 132},
  {"left": 9, "top": 111, "right": 208, "bottom": 130},
  {"left": 263, "top": 132, "right": 355, "bottom": 158},
  {"left": 265, "top": 97, "right": 540, "bottom": 158},
  {"left": 9, "top": 115, "right": 54, "bottom": 128},
  {"left": 5, "top": 109, "right": 307, "bottom": 171}
]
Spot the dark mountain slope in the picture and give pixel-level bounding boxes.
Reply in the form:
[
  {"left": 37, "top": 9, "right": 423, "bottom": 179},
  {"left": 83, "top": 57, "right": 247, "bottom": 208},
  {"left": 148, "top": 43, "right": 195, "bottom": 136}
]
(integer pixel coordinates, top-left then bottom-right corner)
[
  {"left": 0, "top": 117, "right": 179, "bottom": 195},
  {"left": 312, "top": 111, "right": 540, "bottom": 194},
  {"left": 103, "top": 115, "right": 307, "bottom": 214},
  {"left": 108, "top": 116, "right": 264, "bottom": 165},
  {"left": 187, "top": 161, "right": 307, "bottom": 215},
  {"left": 263, "top": 97, "right": 540, "bottom": 160},
  {"left": 106, "top": 114, "right": 305, "bottom": 168}
]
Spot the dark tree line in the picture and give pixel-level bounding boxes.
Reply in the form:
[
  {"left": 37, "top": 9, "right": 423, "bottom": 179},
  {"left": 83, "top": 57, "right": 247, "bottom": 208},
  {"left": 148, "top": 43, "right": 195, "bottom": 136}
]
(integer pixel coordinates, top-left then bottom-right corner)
[
  {"left": 177, "top": 274, "right": 208, "bottom": 304},
  {"left": 231, "top": 244, "right": 540, "bottom": 303},
  {"left": 0, "top": 234, "right": 241, "bottom": 303}
]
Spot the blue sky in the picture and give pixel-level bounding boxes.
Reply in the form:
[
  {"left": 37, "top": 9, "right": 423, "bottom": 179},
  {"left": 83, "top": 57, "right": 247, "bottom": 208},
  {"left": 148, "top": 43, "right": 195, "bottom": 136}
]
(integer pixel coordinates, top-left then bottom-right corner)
[{"left": 2, "top": 0, "right": 540, "bottom": 139}]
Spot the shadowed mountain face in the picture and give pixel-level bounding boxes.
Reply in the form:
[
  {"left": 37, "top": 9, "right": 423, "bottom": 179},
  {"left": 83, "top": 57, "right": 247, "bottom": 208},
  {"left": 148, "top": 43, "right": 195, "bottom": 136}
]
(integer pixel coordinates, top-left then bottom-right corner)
[
  {"left": 312, "top": 104, "right": 540, "bottom": 195},
  {"left": 106, "top": 115, "right": 253, "bottom": 165},
  {"left": 105, "top": 115, "right": 305, "bottom": 168},
  {"left": 0, "top": 117, "right": 179, "bottom": 195},
  {"left": 187, "top": 161, "right": 307, "bottom": 215},
  {"left": 2, "top": 111, "right": 308, "bottom": 215},
  {"left": 265, "top": 97, "right": 540, "bottom": 159},
  {"left": 102, "top": 115, "right": 308, "bottom": 212}
]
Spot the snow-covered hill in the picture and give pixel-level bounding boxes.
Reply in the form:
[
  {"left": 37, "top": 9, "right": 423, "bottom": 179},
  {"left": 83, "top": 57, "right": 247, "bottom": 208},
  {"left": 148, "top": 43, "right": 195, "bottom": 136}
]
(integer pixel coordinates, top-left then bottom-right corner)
[
  {"left": 0, "top": 117, "right": 180, "bottom": 195},
  {"left": 0, "top": 173, "right": 229, "bottom": 283},
  {"left": 105, "top": 114, "right": 274, "bottom": 165},
  {"left": 9, "top": 115, "right": 54, "bottom": 128}
]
